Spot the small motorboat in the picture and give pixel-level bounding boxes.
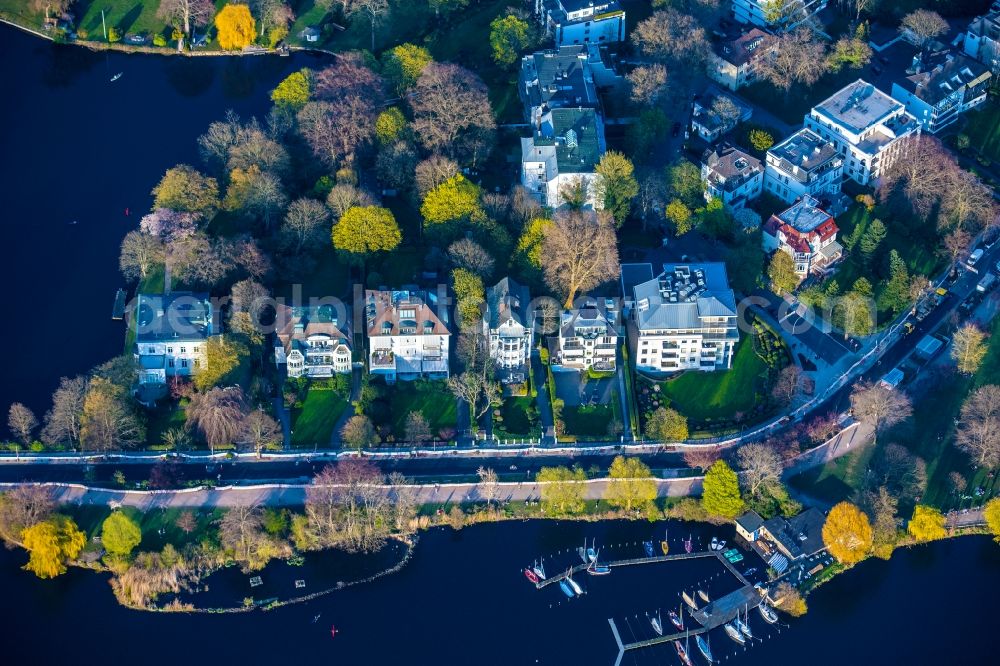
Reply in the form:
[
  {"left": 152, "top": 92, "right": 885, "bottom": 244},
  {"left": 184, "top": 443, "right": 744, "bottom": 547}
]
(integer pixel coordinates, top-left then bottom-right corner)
[
  {"left": 559, "top": 579, "right": 575, "bottom": 598},
  {"left": 696, "top": 634, "right": 714, "bottom": 663},
  {"left": 584, "top": 538, "right": 597, "bottom": 563},
  {"left": 684, "top": 535, "right": 693, "bottom": 553},
  {"left": 524, "top": 568, "right": 540, "bottom": 584},
  {"left": 330, "top": 625, "right": 338, "bottom": 639},
  {"left": 643, "top": 541, "right": 655, "bottom": 557},
  {"left": 758, "top": 603, "right": 779, "bottom": 624},
  {"left": 649, "top": 611, "right": 663, "bottom": 636},
  {"left": 709, "top": 536, "right": 718, "bottom": 551},
  {"left": 110, "top": 72, "right": 123, "bottom": 82},
  {"left": 724, "top": 622, "right": 746, "bottom": 645},
  {"left": 661, "top": 529, "right": 669, "bottom": 555},
  {"left": 669, "top": 608, "right": 684, "bottom": 631},
  {"left": 716, "top": 540, "right": 726, "bottom": 551},
  {"left": 586, "top": 546, "right": 598, "bottom": 562},
  {"left": 311, "top": 614, "right": 321, "bottom": 624},
  {"left": 697, "top": 590, "right": 710, "bottom": 603}
]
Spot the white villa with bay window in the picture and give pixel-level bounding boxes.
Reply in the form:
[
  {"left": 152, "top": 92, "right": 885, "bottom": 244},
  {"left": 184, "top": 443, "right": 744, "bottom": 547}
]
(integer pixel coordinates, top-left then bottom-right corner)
[
  {"left": 134, "top": 292, "right": 213, "bottom": 393},
  {"left": 484, "top": 277, "right": 533, "bottom": 383},
  {"left": 556, "top": 299, "right": 619, "bottom": 371},
  {"left": 274, "top": 304, "right": 352, "bottom": 378}
]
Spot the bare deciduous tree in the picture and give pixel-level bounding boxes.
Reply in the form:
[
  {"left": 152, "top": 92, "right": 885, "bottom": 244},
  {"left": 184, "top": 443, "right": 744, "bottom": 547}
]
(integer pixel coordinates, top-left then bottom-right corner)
[
  {"left": 758, "top": 29, "right": 829, "bottom": 97},
  {"left": 42, "top": 376, "right": 88, "bottom": 447},
  {"left": 404, "top": 411, "right": 432, "bottom": 444},
  {"left": 632, "top": 9, "right": 710, "bottom": 68},
  {"left": 900, "top": 9, "right": 948, "bottom": 50},
  {"left": 542, "top": 210, "right": 620, "bottom": 307},
  {"left": 80, "top": 379, "right": 145, "bottom": 453},
  {"left": 158, "top": 0, "right": 215, "bottom": 45},
  {"left": 477, "top": 466, "right": 500, "bottom": 508},
  {"left": 410, "top": 63, "right": 496, "bottom": 165},
  {"left": 326, "top": 184, "right": 375, "bottom": 220},
  {"left": 7, "top": 403, "right": 38, "bottom": 446},
  {"left": 0, "top": 486, "right": 54, "bottom": 545},
  {"left": 849, "top": 381, "right": 913, "bottom": 443},
  {"left": 771, "top": 365, "right": 802, "bottom": 406},
  {"left": 955, "top": 385, "right": 1000, "bottom": 468},
  {"left": 414, "top": 154, "right": 460, "bottom": 199},
  {"left": 239, "top": 409, "right": 282, "bottom": 457},
  {"left": 340, "top": 415, "right": 378, "bottom": 450},
  {"left": 683, "top": 446, "right": 721, "bottom": 471},
  {"left": 119, "top": 230, "right": 164, "bottom": 281},
  {"left": 447, "top": 238, "right": 495, "bottom": 277},
  {"left": 627, "top": 64, "right": 668, "bottom": 104},
  {"left": 735, "top": 442, "right": 783, "bottom": 497},
  {"left": 305, "top": 460, "right": 390, "bottom": 552}
]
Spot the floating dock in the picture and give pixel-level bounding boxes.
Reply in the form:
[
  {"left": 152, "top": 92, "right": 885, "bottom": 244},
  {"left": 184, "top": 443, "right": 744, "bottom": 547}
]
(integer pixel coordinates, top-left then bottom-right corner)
[
  {"left": 111, "top": 288, "right": 126, "bottom": 320},
  {"left": 536, "top": 551, "right": 718, "bottom": 589}
]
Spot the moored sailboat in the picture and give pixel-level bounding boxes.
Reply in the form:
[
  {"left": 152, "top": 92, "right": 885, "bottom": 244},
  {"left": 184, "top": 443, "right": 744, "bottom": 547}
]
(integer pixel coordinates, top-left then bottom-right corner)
[
  {"left": 674, "top": 631, "right": 694, "bottom": 666},
  {"left": 559, "top": 579, "right": 575, "bottom": 598},
  {"left": 532, "top": 560, "right": 546, "bottom": 581},
  {"left": 566, "top": 569, "right": 583, "bottom": 595},
  {"left": 758, "top": 603, "right": 779, "bottom": 624},
  {"left": 661, "top": 528, "right": 669, "bottom": 555},
  {"left": 697, "top": 590, "right": 709, "bottom": 603},
  {"left": 682, "top": 590, "right": 699, "bottom": 611},
  {"left": 696, "top": 634, "right": 714, "bottom": 663},
  {"left": 735, "top": 606, "right": 753, "bottom": 639},
  {"left": 649, "top": 611, "right": 663, "bottom": 636},
  {"left": 724, "top": 622, "right": 746, "bottom": 645},
  {"left": 669, "top": 605, "right": 684, "bottom": 631}
]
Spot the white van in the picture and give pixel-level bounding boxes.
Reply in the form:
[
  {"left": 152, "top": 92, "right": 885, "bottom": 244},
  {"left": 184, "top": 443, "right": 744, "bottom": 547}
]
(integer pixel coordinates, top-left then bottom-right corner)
[{"left": 969, "top": 248, "right": 984, "bottom": 265}]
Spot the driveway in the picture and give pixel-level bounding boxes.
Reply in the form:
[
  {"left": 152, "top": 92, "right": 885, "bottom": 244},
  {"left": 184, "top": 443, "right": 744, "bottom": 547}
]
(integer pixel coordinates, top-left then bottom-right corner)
[
  {"left": 753, "top": 289, "right": 852, "bottom": 367},
  {"left": 552, "top": 370, "right": 615, "bottom": 407}
]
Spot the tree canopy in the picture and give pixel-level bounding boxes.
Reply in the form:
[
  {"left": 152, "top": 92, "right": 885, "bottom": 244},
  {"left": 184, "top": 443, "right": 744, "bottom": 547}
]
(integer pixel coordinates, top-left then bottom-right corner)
[
  {"left": 594, "top": 151, "right": 639, "bottom": 227},
  {"left": 645, "top": 407, "right": 689, "bottom": 442},
  {"left": 420, "top": 174, "right": 483, "bottom": 227},
  {"left": 152, "top": 165, "right": 219, "bottom": 216},
  {"left": 332, "top": 205, "right": 402, "bottom": 261},
  {"left": 537, "top": 466, "right": 587, "bottom": 515},
  {"left": 605, "top": 456, "right": 657, "bottom": 512},
  {"left": 907, "top": 504, "right": 946, "bottom": 542},
  {"left": 701, "top": 460, "right": 744, "bottom": 519},
  {"left": 21, "top": 514, "right": 86, "bottom": 579},
  {"left": 215, "top": 3, "right": 256, "bottom": 51},
  {"left": 382, "top": 43, "right": 433, "bottom": 93},
  {"left": 822, "top": 501, "right": 873, "bottom": 564},
  {"left": 101, "top": 511, "right": 142, "bottom": 558},
  {"left": 489, "top": 14, "right": 533, "bottom": 67},
  {"left": 270, "top": 69, "right": 311, "bottom": 110}
]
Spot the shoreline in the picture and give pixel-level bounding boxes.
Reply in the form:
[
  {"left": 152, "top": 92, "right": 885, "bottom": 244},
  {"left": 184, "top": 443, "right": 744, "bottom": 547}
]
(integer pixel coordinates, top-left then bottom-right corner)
[{"left": 0, "top": 16, "right": 338, "bottom": 59}]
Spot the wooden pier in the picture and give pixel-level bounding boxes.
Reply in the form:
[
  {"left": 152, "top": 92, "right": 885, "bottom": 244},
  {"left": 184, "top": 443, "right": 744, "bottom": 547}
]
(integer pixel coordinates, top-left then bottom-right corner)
[
  {"left": 535, "top": 551, "right": 717, "bottom": 589},
  {"left": 689, "top": 584, "right": 762, "bottom": 630}
]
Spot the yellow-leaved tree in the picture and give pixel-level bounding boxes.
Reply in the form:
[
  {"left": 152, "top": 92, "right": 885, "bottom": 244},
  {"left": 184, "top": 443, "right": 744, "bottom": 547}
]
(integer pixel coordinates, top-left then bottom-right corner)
[
  {"left": 605, "top": 456, "right": 657, "bottom": 513},
  {"left": 822, "top": 501, "right": 873, "bottom": 564},
  {"left": 215, "top": 3, "right": 256, "bottom": 51},
  {"left": 21, "top": 515, "right": 86, "bottom": 579},
  {"left": 907, "top": 504, "right": 947, "bottom": 542},
  {"left": 537, "top": 466, "right": 587, "bottom": 516}
]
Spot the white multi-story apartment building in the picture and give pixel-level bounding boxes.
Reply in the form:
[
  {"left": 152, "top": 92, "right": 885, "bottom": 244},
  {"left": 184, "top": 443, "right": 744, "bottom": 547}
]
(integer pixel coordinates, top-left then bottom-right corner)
[
  {"left": 708, "top": 28, "right": 775, "bottom": 91},
  {"left": 965, "top": 10, "right": 1000, "bottom": 73},
  {"left": 732, "top": 0, "right": 827, "bottom": 32},
  {"left": 521, "top": 106, "right": 605, "bottom": 209},
  {"left": 484, "top": 277, "right": 533, "bottom": 384},
  {"left": 891, "top": 52, "right": 992, "bottom": 134},
  {"left": 762, "top": 196, "right": 843, "bottom": 279},
  {"left": 631, "top": 264, "right": 739, "bottom": 374},
  {"left": 134, "top": 292, "right": 214, "bottom": 391},
  {"left": 536, "top": 0, "right": 625, "bottom": 46},
  {"left": 557, "top": 298, "right": 618, "bottom": 371},
  {"left": 804, "top": 80, "right": 920, "bottom": 186},
  {"left": 764, "top": 128, "right": 844, "bottom": 204},
  {"left": 274, "top": 304, "right": 352, "bottom": 378},
  {"left": 701, "top": 144, "right": 763, "bottom": 210},
  {"left": 365, "top": 289, "right": 449, "bottom": 382}
]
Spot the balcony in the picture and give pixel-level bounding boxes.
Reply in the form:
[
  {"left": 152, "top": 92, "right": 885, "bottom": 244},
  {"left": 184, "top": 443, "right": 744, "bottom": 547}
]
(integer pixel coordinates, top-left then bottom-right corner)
[{"left": 371, "top": 349, "right": 395, "bottom": 368}]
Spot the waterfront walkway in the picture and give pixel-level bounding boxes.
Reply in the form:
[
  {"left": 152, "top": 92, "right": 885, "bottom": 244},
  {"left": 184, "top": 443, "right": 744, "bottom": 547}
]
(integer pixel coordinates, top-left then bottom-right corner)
[{"left": 1, "top": 475, "right": 703, "bottom": 509}]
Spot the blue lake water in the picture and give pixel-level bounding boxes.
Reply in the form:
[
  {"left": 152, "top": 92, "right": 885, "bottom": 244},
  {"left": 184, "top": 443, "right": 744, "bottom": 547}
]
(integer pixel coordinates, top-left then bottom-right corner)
[
  {"left": 2, "top": 519, "right": 998, "bottom": 665},
  {"left": 0, "top": 24, "right": 325, "bottom": 415}
]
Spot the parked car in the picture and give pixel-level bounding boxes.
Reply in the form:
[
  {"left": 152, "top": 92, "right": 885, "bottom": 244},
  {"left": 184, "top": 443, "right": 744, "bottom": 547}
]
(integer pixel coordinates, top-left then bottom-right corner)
[{"left": 969, "top": 248, "right": 984, "bottom": 265}]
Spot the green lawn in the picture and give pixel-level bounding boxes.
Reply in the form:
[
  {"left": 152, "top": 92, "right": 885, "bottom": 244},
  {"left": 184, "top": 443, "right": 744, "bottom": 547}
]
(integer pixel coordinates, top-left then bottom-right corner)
[
  {"left": 962, "top": 99, "right": 1000, "bottom": 163},
  {"left": 66, "top": 504, "right": 223, "bottom": 552},
  {"left": 655, "top": 334, "right": 772, "bottom": 423},
  {"left": 562, "top": 393, "right": 620, "bottom": 439},
  {"left": 380, "top": 379, "right": 457, "bottom": 440},
  {"left": 291, "top": 387, "right": 349, "bottom": 447},
  {"left": 495, "top": 396, "right": 539, "bottom": 438},
  {"left": 145, "top": 399, "right": 189, "bottom": 448}
]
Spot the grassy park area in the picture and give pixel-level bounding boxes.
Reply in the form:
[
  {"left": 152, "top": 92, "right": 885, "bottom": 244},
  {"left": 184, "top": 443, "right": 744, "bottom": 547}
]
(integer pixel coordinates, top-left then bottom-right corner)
[{"left": 962, "top": 99, "right": 1000, "bottom": 164}]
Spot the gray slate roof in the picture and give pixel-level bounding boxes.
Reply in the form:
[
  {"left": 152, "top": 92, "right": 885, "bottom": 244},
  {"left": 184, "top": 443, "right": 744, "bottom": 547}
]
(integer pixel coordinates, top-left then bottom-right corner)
[
  {"left": 532, "top": 107, "right": 605, "bottom": 173},
  {"left": 486, "top": 277, "right": 531, "bottom": 330},
  {"left": 520, "top": 46, "right": 597, "bottom": 112},
  {"left": 135, "top": 292, "right": 213, "bottom": 343}
]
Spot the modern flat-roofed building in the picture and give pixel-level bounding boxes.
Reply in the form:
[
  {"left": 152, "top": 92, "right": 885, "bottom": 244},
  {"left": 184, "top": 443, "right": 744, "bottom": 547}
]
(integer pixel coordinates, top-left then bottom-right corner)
[
  {"left": 701, "top": 144, "right": 763, "bottom": 210},
  {"left": 631, "top": 263, "right": 739, "bottom": 374},
  {"left": 365, "top": 289, "right": 450, "bottom": 382},
  {"left": 274, "top": 304, "right": 352, "bottom": 378},
  {"left": 804, "top": 80, "right": 920, "bottom": 185},
  {"left": 763, "top": 195, "right": 842, "bottom": 279},
  {"left": 891, "top": 51, "right": 991, "bottom": 134},
  {"left": 536, "top": 0, "right": 625, "bottom": 46},
  {"left": 764, "top": 128, "right": 844, "bottom": 204}
]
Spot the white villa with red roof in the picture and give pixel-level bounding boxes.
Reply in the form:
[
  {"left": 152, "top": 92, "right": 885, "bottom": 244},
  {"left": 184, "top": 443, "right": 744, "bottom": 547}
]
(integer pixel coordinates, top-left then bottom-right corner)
[{"left": 762, "top": 196, "right": 843, "bottom": 280}]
